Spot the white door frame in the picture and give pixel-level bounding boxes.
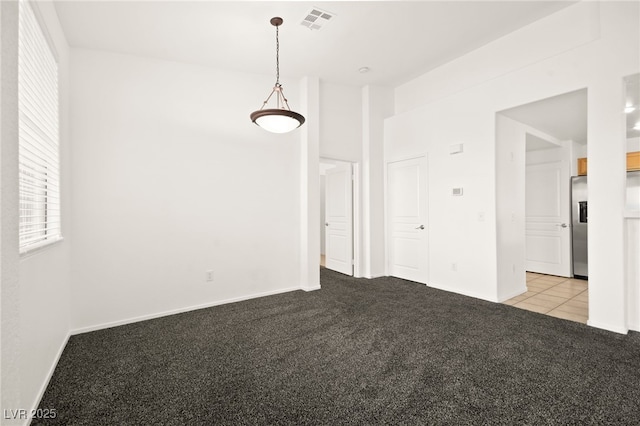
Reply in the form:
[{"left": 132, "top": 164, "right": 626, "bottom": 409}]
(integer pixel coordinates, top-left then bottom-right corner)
[
  {"left": 325, "top": 163, "right": 353, "bottom": 275},
  {"left": 320, "top": 158, "right": 361, "bottom": 277}
]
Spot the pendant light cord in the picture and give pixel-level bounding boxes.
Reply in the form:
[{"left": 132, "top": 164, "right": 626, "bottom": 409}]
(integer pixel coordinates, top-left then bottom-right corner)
[{"left": 275, "top": 24, "right": 280, "bottom": 86}]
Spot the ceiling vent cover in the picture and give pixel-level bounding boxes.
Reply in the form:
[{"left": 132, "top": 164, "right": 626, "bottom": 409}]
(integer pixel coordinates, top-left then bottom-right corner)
[{"left": 301, "top": 8, "right": 335, "bottom": 30}]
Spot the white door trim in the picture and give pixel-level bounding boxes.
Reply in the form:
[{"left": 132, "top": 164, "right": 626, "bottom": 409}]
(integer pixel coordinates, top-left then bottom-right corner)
[
  {"left": 352, "top": 163, "right": 361, "bottom": 278},
  {"left": 320, "top": 158, "right": 361, "bottom": 277}
]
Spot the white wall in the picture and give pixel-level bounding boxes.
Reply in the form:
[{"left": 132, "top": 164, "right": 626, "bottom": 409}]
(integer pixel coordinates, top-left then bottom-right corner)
[
  {"left": 386, "top": 1, "right": 639, "bottom": 333},
  {"left": 317, "top": 83, "right": 393, "bottom": 279},
  {"left": 69, "top": 49, "right": 302, "bottom": 331},
  {"left": 566, "top": 136, "right": 640, "bottom": 177},
  {"left": 495, "top": 115, "right": 527, "bottom": 301},
  {"left": 318, "top": 82, "right": 361, "bottom": 275},
  {"left": 394, "top": 1, "right": 599, "bottom": 115},
  {"left": 362, "top": 85, "right": 394, "bottom": 278},
  {"left": 318, "top": 81, "right": 369, "bottom": 277},
  {"left": 494, "top": 119, "right": 567, "bottom": 301},
  {"left": 1, "top": 1, "right": 72, "bottom": 424},
  {"left": 319, "top": 82, "right": 362, "bottom": 162},
  {"left": 627, "top": 217, "right": 640, "bottom": 331},
  {"left": 299, "top": 76, "right": 321, "bottom": 291},
  {"left": 489, "top": 116, "right": 567, "bottom": 300},
  {"left": 0, "top": 0, "right": 21, "bottom": 418},
  {"left": 386, "top": 100, "right": 498, "bottom": 301}
]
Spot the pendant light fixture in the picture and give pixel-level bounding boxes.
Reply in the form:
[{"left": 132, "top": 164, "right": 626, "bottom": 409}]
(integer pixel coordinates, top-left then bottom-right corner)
[{"left": 250, "top": 17, "right": 305, "bottom": 133}]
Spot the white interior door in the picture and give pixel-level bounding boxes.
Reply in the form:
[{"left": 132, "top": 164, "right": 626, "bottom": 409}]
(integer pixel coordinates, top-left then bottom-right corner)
[
  {"left": 387, "top": 157, "right": 428, "bottom": 283},
  {"left": 325, "top": 164, "right": 353, "bottom": 276},
  {"left": 525, "top": 160, "right": 571, "bottom": 276}
]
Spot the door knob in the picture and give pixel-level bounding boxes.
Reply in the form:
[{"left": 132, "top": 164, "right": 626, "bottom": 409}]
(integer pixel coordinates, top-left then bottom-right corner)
[
  {"left": 415, "top": 225, "right": 425, "bottom": 230},
  {"left": 555, "top": 223, "right": 568, "bottom": 228},
  {"left": 325, "top": 222, "right": 329, "bottom": 227}
]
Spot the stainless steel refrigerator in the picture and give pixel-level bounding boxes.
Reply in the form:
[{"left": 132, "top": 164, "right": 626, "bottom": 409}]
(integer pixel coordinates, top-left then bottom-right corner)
[
  {"left": 571, "top": 175, "right": 588, "bottom": 279},
  {"left": 571, "top": 170, "right": 640, "bottom": 279}
]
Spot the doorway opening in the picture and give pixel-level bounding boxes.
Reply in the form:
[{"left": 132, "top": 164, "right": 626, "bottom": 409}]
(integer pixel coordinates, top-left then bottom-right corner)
[
  {"left": 623, "top": 73, "right": 640, "bottom": 331},
  {"left": 497, "top": 88, "right": 589, "bottom": 324}
]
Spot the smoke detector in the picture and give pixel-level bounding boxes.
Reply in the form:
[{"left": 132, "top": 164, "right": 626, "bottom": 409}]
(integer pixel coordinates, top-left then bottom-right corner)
[{"left": 300, "top": 8, "right": 335, "bottom": 31}]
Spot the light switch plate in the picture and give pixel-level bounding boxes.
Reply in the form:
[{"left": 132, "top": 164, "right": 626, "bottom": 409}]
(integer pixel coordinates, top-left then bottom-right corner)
[{"left": 449, "top": 143, "right": 464, "bottom": 154}]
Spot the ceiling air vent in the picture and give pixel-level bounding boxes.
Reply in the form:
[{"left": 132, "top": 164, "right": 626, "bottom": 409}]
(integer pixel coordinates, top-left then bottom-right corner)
[{"left": 300, "top": 8, "right": 335, "bottom": 31}]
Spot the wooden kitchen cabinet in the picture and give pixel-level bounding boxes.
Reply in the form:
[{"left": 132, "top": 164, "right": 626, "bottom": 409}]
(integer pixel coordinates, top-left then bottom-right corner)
[
  {"left": 577, "top": 157, "right": 588, "bottom": 175},
  {"left": 576, "top": 151, "right": 640, "bottom": 175},
  {"left": 628, "top": 151, "right": 640, "bottom": 171}
]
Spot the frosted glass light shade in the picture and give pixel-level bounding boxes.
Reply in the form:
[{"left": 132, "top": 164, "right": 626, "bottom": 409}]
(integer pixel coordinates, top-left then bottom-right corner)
[{"left": 250, "top": 109, "right": 305, "bottom": 134}]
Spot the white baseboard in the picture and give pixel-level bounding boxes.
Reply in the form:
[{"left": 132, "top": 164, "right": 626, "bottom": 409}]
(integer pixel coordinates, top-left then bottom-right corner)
[
  {"left": 360, "top": 273, "right": 386, "bottom": 279},
  {"left": 301, "top": 285, "right": 321, "bottom": 292},
  {"left": 369, "top": 269, "right": 386, "bottom": 279},
  {"left": 71, "top": 286, "right": 301, "bottom": 335},
  {"left": 587, "top": 319, "right": 629, "bottom": 334},
  {"left": 428, "top": 282, "right": 498, "bottom": 303},
  {"left": 498, "top": 286, "right": 528, "bottom": 303},
  {"left": 27, "top": 332, "right": 70, "bottom": 425}
]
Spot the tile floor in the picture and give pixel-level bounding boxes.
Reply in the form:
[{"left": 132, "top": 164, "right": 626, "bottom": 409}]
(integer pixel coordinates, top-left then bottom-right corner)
[{"left": 503, "top": 272, "right": 588, "bottom": 324}]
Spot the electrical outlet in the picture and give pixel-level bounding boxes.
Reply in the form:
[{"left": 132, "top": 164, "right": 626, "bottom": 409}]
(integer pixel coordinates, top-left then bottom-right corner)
[
  {"left": 206, "top": 270, "right": 214, "bottom": 282},
  {"left": 451, "top": 263, "right": 457, "bottom": 272}
]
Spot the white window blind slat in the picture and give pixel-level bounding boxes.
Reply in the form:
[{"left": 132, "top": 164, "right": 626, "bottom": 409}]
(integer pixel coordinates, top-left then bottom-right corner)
[
  {"left": 18, "top": 46, "right": 58, "bottom": 135},
  {"left": 19, "top": 216, "right": 61, "bottom": 222},
  {"left": 19, "top": 227, "right": 62, "bottom": 238},
  {"left": 19, "top": 94, "right": 58, "bottom": 136},
  {"left": 19, "top": 67, "right": 58, "bottom": 115},
  {"left": 18, "top": 165, "right": 60, "bottom": 181},
  {"left": 19, "top": 142, "right": 59, "bottom": 168},
  {"left": 18, "top": 0, "right": 61, "bottom": 252},
  {"left": 19, "top": 48, "right": 58, "bottom": 104},
  {"left": 19, "top": 139, "right": 59, "bottom": 165},
  {"left": 19, "top": 182, "right": 60, "bottom": 196},
  {"left": 21, "top": 16, "right": 58, "bottom": 76}
]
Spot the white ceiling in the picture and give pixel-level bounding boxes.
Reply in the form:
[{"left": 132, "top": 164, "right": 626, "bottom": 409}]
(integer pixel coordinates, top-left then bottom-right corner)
[
  {"left": 53, "top": 1, "right": 575, "bottom": 87},
  {"left": 501, "top": 89, "right": 588, "bottom": 146},
  {"left": 525, "top": 133, "right": 559, "bottom": 152},
  {"left": 502, "top": 77, "right": 640, "bottom": 147}
]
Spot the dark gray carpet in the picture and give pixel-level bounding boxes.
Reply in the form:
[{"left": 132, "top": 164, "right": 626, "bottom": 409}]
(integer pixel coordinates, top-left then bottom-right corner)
[{"left": 36, "top": 268, "right": 640, "bottom": 425}]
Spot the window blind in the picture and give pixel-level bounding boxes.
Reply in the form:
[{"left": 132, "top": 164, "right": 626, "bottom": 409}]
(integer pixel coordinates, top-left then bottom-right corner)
[{"left": 18, "top": 0, "right": 61, "bottom": 252}]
